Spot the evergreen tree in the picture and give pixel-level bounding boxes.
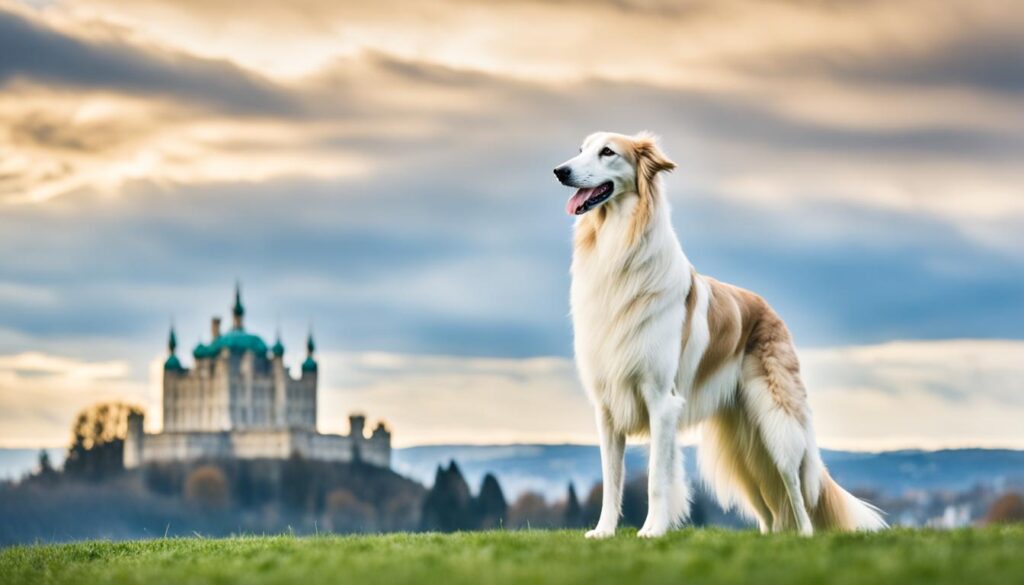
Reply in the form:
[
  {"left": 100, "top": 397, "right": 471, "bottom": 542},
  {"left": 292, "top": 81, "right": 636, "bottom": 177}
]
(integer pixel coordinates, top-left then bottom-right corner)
[
  {"left": 33, "top": 449, "right": 58, "bottom": 485},
  {"left": 475, "top": 473, "right": 508, "bottom": 529},
  {"left": 564, "top": 482, "right": 584, "bottom": 528},
  {"left": 38, "top": 450, "right": 53, "bottom": 474},
  {"left": 280, "top": 452, "right": 314, "bottom": 512},
  {"left": 420, "top": 461, "right": 473, "bottom": 532}
]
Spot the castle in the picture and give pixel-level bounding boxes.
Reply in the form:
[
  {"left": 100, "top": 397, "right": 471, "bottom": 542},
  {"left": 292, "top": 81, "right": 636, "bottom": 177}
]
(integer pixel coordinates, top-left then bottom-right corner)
[{"left": 124, "top": 285, "right": 391, "bottom": 468}]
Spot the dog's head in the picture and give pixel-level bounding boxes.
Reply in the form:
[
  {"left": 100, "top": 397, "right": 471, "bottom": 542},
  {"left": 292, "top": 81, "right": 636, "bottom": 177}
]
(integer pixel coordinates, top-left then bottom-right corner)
[{"left": 554, "top": 131, "right": 676, "bottom": 216}]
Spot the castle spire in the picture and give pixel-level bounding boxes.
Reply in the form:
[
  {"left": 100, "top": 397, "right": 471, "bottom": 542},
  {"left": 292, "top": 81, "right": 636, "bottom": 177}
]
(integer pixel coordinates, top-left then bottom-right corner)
[
  {"left": 302, "top": 325, "right": 317, "bottom": 373},
  {"left": 168, "top": 324, "right": 177, "bottom": 353},
  {"left": 232, "top": 281, "right": 245, "bottom": 330},
  {"left": 272, "top": 326, "right": 285, "bottom": 358},
  {"left": 164, "top": 324, "right": 183, "bottom": 371}
]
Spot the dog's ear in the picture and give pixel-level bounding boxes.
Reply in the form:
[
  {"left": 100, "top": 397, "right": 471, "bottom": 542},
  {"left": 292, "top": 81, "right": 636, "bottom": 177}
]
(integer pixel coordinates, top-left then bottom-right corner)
[
  {"left": 632, "top": 131, "right": 676, "bottom": 201},
  {"left": 625, "top": 132, "right": 676, "bottom": 243}
]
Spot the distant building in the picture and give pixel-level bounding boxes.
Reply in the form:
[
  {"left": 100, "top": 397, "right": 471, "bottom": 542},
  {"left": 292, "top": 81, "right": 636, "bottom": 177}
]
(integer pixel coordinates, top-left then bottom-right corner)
[{"left": 124, "top": 285, "right": 390, "bottom": 468}]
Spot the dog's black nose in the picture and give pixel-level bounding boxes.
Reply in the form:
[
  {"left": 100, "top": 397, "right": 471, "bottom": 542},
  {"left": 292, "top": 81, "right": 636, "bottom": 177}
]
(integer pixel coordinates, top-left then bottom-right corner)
[{"left": 553, "top": 166, "right": 572, "bottom": 182}]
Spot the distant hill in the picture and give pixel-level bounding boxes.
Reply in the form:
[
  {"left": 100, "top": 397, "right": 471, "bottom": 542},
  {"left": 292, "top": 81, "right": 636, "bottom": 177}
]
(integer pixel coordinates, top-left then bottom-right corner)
[
  {"left": 393, "top": 444, "right": 1024, "bottom": 500},
  {"left": 6, "top": 445, "right": 1024, "bottom": 500}
]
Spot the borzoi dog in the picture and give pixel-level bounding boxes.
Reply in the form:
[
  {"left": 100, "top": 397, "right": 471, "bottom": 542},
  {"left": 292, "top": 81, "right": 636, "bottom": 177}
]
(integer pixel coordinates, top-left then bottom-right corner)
[{"left": 555, "top": 131, "right": 885, "bottom": 538}]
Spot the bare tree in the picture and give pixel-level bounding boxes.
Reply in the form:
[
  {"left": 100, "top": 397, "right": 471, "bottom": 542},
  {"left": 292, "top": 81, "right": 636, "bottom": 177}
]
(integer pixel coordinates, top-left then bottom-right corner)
[
  {"left": 63, "top": 402, "right": 144, "bottom": 481},
  {"left": 185, "top": 465, "right": 230, "bottom": 510},
  {"left": 986, "top": 492, "right": 1024, "bottom": 525}
]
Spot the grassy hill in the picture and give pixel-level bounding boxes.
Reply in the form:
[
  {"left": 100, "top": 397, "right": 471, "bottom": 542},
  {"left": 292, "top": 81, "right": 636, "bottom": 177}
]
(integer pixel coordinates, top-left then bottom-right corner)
[
  {"left": 3, "top": 528, "right": 1023, "bottom": 585},
  {"left": 393, "top": 444, "right": 1024, "bottom": 499}
]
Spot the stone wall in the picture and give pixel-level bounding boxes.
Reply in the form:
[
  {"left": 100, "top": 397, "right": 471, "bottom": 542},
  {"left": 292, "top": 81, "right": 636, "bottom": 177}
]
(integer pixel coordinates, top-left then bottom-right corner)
[{"left": 125, "top": 426, "right": 391, "bottom": 469}]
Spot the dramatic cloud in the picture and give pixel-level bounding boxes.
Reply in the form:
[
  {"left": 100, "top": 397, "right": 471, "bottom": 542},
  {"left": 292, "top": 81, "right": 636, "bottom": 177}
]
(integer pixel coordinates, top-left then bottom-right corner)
[
  {"left": 6, "top": 340, "right": 1024, "bottom": 449},
  {"left": 4, "top": 0, "right": 1023, "bottom": 227},
  {"left": 0, "top": 5, "right": 296, "bottom": 114},
  {"left": 325, "top": 340, "right": 1024, "bottom": 449},
  {"left": 1, "top": 0, "right": 1022, "bottom": 449},
  {"left": 802, "top": 340, "right": 1024, "bottom": 450},
  {"left": 0, "top": 351, "right": 149, "bottom": 447}
]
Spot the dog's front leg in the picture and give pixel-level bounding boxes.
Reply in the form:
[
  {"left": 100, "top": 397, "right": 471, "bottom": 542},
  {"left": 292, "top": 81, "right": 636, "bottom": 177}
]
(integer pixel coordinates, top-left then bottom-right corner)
[
  {"left": 586, "top": 406, "right": 625, "bottom": 539},
  {"left": 638, "top": 390, "right": 686, "bottom": 538}
]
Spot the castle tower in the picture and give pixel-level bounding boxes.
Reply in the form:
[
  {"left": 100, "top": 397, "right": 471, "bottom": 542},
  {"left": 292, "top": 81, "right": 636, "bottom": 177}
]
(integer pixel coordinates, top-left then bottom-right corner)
[
  {"left": 271, "top": 328, "right": 287, "bottom": 426},
  {"left": 370, "top": 422, "right": 392, "bottom": 467},
  {"left": 297, "top": 328, "right": 318, "bottom": 430},
  {"left": 162, "top": 325, "right": 185, "bottom": 431},
  {"left": 124, "top": 411, "right": 145, "bottom": 469},
  {"left": 349, "top": 414, "right": 366, "bottom": 439},
  {"left": 349, "top": 414, "right": 366, "bottom": 462}
]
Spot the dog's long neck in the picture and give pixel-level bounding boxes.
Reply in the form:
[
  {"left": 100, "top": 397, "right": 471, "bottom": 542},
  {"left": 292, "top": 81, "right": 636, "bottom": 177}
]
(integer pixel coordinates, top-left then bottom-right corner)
[
  {"left": 569, "top": 178, "right": 696, "bottom": 402},
  {"left": 573, "top": 184, "right": 690, "bottom": 275}
]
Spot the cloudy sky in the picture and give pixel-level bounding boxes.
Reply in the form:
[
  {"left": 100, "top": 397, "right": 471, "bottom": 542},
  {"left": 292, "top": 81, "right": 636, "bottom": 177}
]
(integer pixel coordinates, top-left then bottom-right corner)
[{"left": 1, "top": 0, "right": 1022, "bottom": 450}]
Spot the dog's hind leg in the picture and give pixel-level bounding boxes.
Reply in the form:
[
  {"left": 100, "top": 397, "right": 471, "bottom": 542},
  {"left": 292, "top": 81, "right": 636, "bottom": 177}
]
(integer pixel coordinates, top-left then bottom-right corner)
[
  {"left": 781, "top": 466, "right": 814, "bottom": 536},
  {"left": 736, "top": 308, "right": 821, "bottom": 535},
  {"left": 638, "top": 390, "right": 687, "bottom": 538},
  {"left": 586, "top": 406, "right": 626, "bottom": 539}
]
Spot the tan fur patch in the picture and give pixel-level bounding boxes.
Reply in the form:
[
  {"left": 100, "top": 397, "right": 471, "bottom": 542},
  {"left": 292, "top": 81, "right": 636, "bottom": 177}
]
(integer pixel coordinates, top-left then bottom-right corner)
[
  {"left": 745, "top": 303, "right": 807, "bottom": 422},
  {"left": 693, "top": 278, "right": 758, "bottom": 389},
  {"left": 624, "top": 133, "right": 675, "bottom": 246},
  {"left": 679, "top": 267, "right": 699, "bottom": 354},
  {"left": 689, "top": 276, "right": 805, "bottom": 422},
  {"left": 573, "top": 205, "right": 607, "bottom": 253},
  {"left": 574, "top": 218, "right": 597, "bottom": 252}
]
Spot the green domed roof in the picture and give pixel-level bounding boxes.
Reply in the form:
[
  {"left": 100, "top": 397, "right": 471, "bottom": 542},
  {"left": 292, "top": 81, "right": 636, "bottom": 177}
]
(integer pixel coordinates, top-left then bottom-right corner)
[
  {"left": 193, "top": 342, "right": 213, "bottom": 359},
  {"left": 211, "top": 328, "right": 268, "bottom": 354},
  {"left": 302, "top": 356, "right": 318, "bottom": 372},
  {"left": 164, "top": 354, "right": 183, "bottom": 371},
  {"left": 272, "top": 338, "right": 285, "bottom": 357},
  {"left": 193, "top": 328, "right": 269, "bottom": 359}
]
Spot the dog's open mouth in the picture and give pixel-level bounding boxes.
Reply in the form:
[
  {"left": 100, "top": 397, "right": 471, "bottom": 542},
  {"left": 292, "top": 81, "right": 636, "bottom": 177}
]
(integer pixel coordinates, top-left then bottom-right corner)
[{"left": 566, "top": 182, "right": 614, "bottom": 216}]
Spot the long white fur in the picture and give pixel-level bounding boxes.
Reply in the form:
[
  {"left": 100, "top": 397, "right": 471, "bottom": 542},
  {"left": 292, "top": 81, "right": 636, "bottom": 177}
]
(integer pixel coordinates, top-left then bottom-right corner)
[{"left": 560, "top": 131, "right": 887, "bottom": 539}]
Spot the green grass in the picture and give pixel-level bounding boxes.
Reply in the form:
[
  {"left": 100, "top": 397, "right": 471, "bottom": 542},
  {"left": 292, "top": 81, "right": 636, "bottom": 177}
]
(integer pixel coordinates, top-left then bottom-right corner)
[{"left": 3, "top": 528, "right": 1024, "bottom": 585}]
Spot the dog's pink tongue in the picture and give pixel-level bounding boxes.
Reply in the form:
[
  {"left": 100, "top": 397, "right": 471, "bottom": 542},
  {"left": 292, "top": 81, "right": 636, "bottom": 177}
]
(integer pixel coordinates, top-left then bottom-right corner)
[{"left": 566, "top": 187, "right": 598, "bottom": 216}]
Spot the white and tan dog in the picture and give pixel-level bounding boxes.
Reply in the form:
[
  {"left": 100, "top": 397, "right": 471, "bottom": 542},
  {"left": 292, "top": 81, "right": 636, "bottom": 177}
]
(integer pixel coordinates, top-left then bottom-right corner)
[{"left": 555, "top": 131, "right": 885, "bottom": 538}]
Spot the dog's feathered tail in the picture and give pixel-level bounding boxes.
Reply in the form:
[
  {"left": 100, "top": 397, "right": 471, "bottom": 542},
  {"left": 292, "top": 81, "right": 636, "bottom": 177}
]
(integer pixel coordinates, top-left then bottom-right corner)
[
  {"left": 810, "top": 468, "right": 887, "bottom": 531},
  {"left": 699, "top": 409, "right": 887, "bottom": 533}
]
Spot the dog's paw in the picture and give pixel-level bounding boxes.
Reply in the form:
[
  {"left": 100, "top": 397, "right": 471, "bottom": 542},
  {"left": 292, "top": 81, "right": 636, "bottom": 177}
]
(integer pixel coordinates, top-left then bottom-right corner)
[
  {"left": 637, "top": 513, "right": 671, "bottom": 538},
  {"left": 584, "top": 527, "right": 615, "bottom": 539},
  {"left": 634, "top": 524, "right": 667, "bottom": 540},
  {"left": 634, "top": 522, "right": 667, "bottom": 540}
]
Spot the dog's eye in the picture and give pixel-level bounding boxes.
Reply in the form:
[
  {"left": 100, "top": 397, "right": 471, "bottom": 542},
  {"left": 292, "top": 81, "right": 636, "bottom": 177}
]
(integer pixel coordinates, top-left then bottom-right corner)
[{"left": 600, "top": 147, "right": 616, "bottom": 157}]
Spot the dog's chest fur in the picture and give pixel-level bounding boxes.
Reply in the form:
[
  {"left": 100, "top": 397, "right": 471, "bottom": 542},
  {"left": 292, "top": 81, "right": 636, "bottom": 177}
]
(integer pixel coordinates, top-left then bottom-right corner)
[{"left": 569, "top": 204, "right": 696, "bottom": 435}]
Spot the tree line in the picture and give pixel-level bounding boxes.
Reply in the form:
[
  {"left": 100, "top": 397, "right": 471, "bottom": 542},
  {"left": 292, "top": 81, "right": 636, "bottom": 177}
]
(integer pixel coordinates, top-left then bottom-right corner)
[{"left": 9, "top": 400, "right": 1024, "bottom": 541}]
